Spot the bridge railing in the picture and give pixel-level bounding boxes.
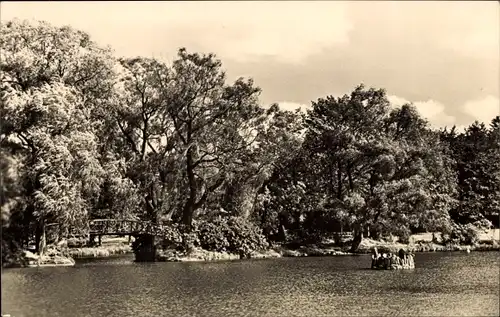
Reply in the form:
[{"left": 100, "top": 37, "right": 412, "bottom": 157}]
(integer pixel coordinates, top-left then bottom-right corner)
[
  {"left": 46, "top": 222, "right": 88, "bottom": 237},
  {"left": 89, "top": 219, "right": 142, "bottom": 235},
  {"left": 46, "top": 219, "right": 176, "bottom": 239}
]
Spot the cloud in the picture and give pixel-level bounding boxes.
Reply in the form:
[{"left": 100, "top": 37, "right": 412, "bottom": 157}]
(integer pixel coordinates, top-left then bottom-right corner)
[
  {"left": 452, "top": 125, "right": 468, "bottom": 133},
  {"left": 462, "top": 95, "right": 500, "bottom": 124},
  {"left": 387, "top": 95, "right": 411, "bottom": 108},
  {"left": 279, "top": 94, "right": 463, "bottom": 130},
  {"left": 1, "top": 2, "right": 353, "bottom": 64},
  {"left": 192, "top": 2, "right": 353, "bottom": 64},
  {"left": 388, "top": 93, "right": 499, "bottom": 129},
  {"left": 3, "top": 1, "right": 497, "bottom": 129},
  {"left": 388, "top": 95, "right": 457, "bottom": 128},
  {"left": 438, "top": 2, "right": 499, "bottom": 59},
  {"left": 277, "top": 101, "right": 309, "bottom": 112}
]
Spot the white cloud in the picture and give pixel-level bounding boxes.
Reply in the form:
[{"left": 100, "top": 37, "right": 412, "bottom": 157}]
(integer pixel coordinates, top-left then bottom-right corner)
[
  {"left": 387, "top": 95, "right": 411, "bottom": 108},
  {"left": 413, "top": 100, "right": 454, "bottom": 124},
  {"left": 462, "top": 95, "right": 500, "bottom": 124},
  {"left": 1, "top": 2, "right": 353, "bottom": 64},
  {"left": 277, "top": 101, "right": 309, "bottom": 112},
  {"left": 279, "top": 95, "right": 474, "bottom": 130},
  {"left": 452, "top": 125, "right": 468, "bottom": 133},
  {"left": 388, "top": 95, "right": 457, "bottom": 128},
  {"left": 388, "top": 94, "right": 500, "bottom": 129}
]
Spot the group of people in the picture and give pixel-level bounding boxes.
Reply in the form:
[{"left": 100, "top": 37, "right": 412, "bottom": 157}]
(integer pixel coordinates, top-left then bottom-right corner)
[{"left": 371, "top": 247, "right": 415, "bottom": 270}]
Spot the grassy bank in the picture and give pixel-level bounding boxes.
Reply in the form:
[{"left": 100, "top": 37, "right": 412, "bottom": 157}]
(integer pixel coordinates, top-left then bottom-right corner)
[
  {"left": 64, "top": 244, "right": 132, "bottom": 258},
  {"left": 7, "top": 229, "right": 498, "bottom": 267},
  {"left": 355, "top": 229, "right": 500, "bottom": 254},
  {"left": 3, "top": 248, "right": 75, "bottom": 268},
  {"left": 60, "top": 236, "right": 133, "bottom": 258},
  {"left": 79, "top": 230, "right": 499, "bottom": 263},
  {"left": 356, "top": 239, "right": 499, "bottom": 254},
  {"left": 155, "top": 245, "right": 353, "bottom": 262}
]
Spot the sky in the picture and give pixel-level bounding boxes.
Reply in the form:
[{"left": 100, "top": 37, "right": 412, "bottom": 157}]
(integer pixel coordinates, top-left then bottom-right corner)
[{"left": 2, "top": 1, "right": 499, "bottom": 130}]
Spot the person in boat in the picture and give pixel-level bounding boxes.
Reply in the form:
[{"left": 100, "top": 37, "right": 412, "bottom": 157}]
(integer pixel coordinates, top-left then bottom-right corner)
[
  {"left": 391, "top": 253, "right": 399, "bottom": 266},
  {"left": 382, "top": 252, "right": 390, "bottom": 268},
  {"left": 371, "top": 247, "right": 380, "bottom": 268},
  {"left": 398, "top": 248, "right": 406, "bottom": 259}
]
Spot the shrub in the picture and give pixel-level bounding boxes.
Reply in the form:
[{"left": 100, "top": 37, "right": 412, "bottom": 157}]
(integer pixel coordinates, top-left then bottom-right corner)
[
  {"left": 197, "top": 216, "right": 269, "bottom": 257},
  {"left": 443, "top": 222, "right": 485, "bottom": 245},
  {"left": 67, "top": 237, "right": 88, "bottom": 248},
  {"left": 398, "top": 233, "right": 410, "bottom": 244},
  {"left": 152, "top": 217, "right": 269, "bottom": 256},
  {"left": 1, "top": 237, "right": 24, "bottom": 267},
  {"left": 158, "top": 225, "right": 183, "bottom": 248},
  {"left": 197, "top": 219, "right": 230, "bottom": 252}
]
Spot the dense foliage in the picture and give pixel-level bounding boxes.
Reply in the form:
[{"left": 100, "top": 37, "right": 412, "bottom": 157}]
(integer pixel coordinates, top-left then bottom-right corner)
[{"left": 2, "top": 20, "right": 498, "bottom": 259}]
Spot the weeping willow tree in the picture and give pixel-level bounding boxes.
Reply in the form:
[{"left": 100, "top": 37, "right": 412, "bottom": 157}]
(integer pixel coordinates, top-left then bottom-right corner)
[{"left": 1, "top": 20, "right": 115, "bottom": 253}]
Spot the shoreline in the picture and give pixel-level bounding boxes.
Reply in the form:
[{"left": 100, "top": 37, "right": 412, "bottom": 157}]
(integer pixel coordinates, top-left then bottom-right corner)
[
  {"left": 356, "top": 237, "right": 500, "bottom": 254},
  {"left": 3, "top": 237, "right": 499, "bottom": 268},
  {"left": 155, "top": 239, "right": 500, "bottom": 263},
  {"left": 64, "top": 244, "right": 132, "bottom": 259}
]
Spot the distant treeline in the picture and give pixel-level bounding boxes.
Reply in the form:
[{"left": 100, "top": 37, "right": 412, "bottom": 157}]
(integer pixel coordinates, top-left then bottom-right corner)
[{"left": 1, "top": 19, "right": 499, "bottom": 259}]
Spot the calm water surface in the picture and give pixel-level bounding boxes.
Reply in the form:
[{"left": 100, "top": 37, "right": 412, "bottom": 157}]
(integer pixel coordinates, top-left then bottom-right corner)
[{"left": 2, "top": 252, "right": 499, "bottom": 317}]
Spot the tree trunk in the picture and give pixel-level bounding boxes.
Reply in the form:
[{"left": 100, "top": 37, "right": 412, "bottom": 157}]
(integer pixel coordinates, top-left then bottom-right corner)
[
  {"left": 37, "top": 220, "right": 46, "bottom": 256},
  {"left": 278, "top": 225, "right": 288, "bottom": 242},
  {"left": 261, "top": 207, "right": 268, "bottom": 227},
  {"left": 278, "top": 214, "right": 288, "bottom": 242},
  {"left": 350, "top": 228, "right": 363, "bottom": 253},
  {"left": 35, "top": 228, "right": 41, "bottom": 254},
  {"left": 239, "top": 185, "right": 258, "bottom": 219},
  {"left": 337, "top": 162, "right": 342, "bottom": 199},
  {"left": 182, "top": 201, "right": 194, "bottom": 228},
  {"left": 347, "top": 164, "right": 354, "bottom": 192},
  {"left": 250, "top": 187, "right": 262, "bottom": 218},
  {"left": 182, "top": 147, "right": 197, "bottom": 227}
]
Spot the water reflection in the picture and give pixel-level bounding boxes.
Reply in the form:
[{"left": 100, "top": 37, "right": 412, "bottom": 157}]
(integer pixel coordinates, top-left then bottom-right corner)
[{"left": 2, "top": 252, "right": 499, "bottom": 317}]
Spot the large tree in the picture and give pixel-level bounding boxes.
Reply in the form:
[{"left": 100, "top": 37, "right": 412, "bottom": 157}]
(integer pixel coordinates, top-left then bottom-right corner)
[
  {"left": 0, "top": 19, "right": 117, "bottom": 250},
  {"left": 107, "top": 49, "right": 276, "bottom": 227},
  {"left": 300, "top": 85, "right": 456, "bottom": 250},
  {"left": 441, "top": 117, "right": 500, "bottom": 228}
]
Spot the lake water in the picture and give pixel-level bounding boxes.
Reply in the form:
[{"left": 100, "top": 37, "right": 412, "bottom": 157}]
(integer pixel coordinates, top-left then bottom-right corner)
[{"left": 2, "top": 252, "right": 499, "bottom": 317}]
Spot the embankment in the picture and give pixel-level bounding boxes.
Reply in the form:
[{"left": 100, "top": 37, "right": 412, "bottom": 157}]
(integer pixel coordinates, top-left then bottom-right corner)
[{"left": 59, "top": 236, "right": 133, "bottom": 259}]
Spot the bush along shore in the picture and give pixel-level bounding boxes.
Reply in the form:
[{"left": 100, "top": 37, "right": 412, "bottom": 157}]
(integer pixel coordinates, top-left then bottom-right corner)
[
  {"left": 4, "top": 218, "right": 499, "bottom": 268},
  {"left": 3, "top": 235, "right": 498, "bottom": 268},
  {"left": 154, "top": 239, "right": 499, "bottom": 263},
  {"left": 1, "top": 236, "right": 133, "bottom": 268},
  {"left": 135, "top": 218, "right": 500, "bottom": 263},
  {"left": 155, "top": 245, "right": 353, "bottom": 263},
  {"left": 60, "top": 237, "right": 133, "bottom": 259},
  {"left": 3, "top": 247, "right": 75, "bottom": 268},
  {"left": 136, "top": 216, "right": 361, "bottom": 263}
]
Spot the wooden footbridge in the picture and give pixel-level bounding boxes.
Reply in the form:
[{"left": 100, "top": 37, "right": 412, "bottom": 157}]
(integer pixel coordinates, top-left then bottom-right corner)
[
  {"left": 46, "top": 219, "right": 173, "bottom": 240},
  {"left": 43, "top": 219, "right": 169, "bottom": 261}
]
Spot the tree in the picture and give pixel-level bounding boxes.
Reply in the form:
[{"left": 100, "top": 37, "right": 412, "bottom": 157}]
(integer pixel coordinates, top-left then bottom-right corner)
[
  {"left": 301, "top": 85, "right": 455, "bottom": 251},
  {"left": 1, "top": 19, "right": 116, "bottom": 250},
  {"left": 441, "top": 117, "right": 500, "bottom": 228},
  {"left": 107, "top": 49, "right": 275, "bottom": 228},
  {"left": 157, "top": 49, "right": 266, "bottom": 227},
  {"left": 215, "top": 104, "right": 304, "bottom": 220},
  {"left": 1, "top": 83, "right": 104, "bottom": 243}
]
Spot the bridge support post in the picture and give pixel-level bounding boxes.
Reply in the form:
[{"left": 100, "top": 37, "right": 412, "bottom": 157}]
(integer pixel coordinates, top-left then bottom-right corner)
[{"left": 133, "top": 234, "right": 157, "bottom": 262}]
